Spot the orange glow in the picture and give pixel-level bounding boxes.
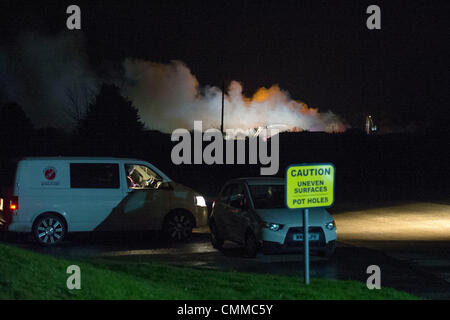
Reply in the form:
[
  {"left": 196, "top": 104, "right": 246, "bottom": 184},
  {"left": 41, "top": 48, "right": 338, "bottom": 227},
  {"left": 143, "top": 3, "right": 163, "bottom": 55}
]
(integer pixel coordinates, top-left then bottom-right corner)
[
  {"left": 10, "top": 204, "right": 17, "bottom": 210},
  {"left": 252, "top": 87, "right": 270, "bottom": 102},
  {"left": 251, "top": 86, "right": 320, "bottom": 116}
]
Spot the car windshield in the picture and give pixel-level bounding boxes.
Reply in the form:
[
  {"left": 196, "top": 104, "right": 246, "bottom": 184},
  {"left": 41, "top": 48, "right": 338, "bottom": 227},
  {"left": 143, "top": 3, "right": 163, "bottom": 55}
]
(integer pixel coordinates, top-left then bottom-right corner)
[
  {"left": 249, "top": 184, "right": 285, "bottom": 209},
  {"left": 125, "top": 164, "right": 163, "bottom": 189}
]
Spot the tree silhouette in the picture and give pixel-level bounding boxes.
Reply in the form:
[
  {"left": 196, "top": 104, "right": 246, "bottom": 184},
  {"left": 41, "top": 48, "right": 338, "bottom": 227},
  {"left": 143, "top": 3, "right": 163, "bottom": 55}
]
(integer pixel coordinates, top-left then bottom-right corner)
[
  {"left": 77, "top": 84, "right": 145, "bottom": 155},
  {"left": 65, "top": 85, "right": 96, "bottom": 122}
]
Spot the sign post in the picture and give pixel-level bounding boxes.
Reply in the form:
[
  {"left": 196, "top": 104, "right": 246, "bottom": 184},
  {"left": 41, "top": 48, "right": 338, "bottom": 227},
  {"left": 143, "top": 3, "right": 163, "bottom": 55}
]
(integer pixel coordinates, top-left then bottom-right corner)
[
  {"left": 303, "top": 208, "right": 309, "bottom": 284},
  {"left": 286, "top": 163, "right": 335, "bottom": 285}
]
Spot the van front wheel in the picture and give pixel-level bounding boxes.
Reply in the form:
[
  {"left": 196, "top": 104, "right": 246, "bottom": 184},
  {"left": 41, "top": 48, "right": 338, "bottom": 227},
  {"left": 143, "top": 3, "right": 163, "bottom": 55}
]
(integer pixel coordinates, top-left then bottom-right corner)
[
  {"left": 163, "top": 211, "right": 193, "bottom": 241},
  {"left": 33, "top": 214, "right": 67, "bottom": 246}
]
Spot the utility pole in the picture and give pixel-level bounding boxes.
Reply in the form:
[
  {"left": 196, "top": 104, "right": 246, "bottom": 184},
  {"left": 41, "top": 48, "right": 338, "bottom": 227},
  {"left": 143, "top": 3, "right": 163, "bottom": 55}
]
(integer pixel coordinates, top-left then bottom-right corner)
[{"left": 221, "top": 81, "right": 225, "bottom": 134}]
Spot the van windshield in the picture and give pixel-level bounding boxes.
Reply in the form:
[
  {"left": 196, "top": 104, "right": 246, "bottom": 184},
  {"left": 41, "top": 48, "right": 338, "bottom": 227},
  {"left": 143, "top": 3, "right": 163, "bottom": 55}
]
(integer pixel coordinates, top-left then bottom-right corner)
[
  {"left": 125, "top": 164, "right": 163, "bottom": 189},
  {"left": 248, "top": 184, "right": 285, "bottom": 209}
]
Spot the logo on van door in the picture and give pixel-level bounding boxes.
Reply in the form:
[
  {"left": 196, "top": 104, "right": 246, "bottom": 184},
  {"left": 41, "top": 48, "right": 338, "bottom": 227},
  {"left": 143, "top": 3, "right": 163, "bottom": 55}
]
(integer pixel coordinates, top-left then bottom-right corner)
[{"left": 44, "top": 167, "right": 57, "bottom": 180}]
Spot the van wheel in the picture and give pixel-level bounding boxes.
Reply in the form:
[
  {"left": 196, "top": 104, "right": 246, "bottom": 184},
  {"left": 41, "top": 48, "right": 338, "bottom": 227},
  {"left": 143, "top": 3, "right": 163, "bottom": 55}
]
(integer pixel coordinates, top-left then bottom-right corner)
[
  {"left": 33, "top": 214, "right": 66, "bottom": 246},
  {"left": 163, "top": 211, "right": 193, "bottom": 241},
  {"left": 244, "top": 231, "right": 258, "bottom": 258}
]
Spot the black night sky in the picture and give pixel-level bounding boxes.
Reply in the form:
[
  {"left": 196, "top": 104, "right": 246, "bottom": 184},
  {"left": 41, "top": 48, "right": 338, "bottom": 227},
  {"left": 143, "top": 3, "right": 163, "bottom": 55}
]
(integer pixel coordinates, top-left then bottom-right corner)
[
  {"left": 0, "top": 0, "right": 449, "bottom": 131},
  {"left": 2, "top": 1, "right": 450, "bottom": 303}
]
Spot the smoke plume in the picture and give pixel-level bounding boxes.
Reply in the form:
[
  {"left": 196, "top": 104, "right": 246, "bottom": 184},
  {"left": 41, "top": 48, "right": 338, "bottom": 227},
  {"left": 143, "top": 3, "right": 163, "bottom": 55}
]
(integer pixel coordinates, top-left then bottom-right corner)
[
  {"left": 123, "top": 59, "right": 346, "bottom": 133},
  {"left": 0, "top": 33, "right": 346, "bottom": 133},
  {"left": 0, "top": 32, "right": 99, "bottom": 129}
]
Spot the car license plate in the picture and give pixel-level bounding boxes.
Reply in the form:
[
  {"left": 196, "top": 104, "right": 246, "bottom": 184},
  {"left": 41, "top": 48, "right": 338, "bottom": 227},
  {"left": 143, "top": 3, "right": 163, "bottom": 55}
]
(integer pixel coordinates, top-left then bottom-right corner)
[{"left": 293, "top": 233, "right": 319, "bottom": 241}]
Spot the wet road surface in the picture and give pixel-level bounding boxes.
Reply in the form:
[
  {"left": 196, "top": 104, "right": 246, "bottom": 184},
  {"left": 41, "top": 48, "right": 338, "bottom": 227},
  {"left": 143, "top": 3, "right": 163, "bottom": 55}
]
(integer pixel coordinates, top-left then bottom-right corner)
[
  {"left": 2, "top": 201, "right": 449, "bottom": 299},
  {"left": 333, "top": 201, "right": 450, "bottom": 299}
]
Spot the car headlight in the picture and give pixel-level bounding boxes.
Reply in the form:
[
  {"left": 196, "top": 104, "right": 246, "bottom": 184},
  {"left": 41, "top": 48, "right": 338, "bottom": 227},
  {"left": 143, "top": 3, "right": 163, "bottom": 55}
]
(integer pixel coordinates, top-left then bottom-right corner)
[
  {"left": 325, "top": 220, "right": 336, "bottom": 230},
  {"left": 263, "top": 222, "right": 283, "bottom": 231},
  {"left": 195, "top": 196, "right": 207, "bottom": 207}
]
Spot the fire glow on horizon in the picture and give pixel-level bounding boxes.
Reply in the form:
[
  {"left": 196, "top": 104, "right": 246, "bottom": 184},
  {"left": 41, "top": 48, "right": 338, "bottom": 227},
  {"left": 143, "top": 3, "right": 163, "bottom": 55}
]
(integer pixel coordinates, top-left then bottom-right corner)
[{"left": 123, "top": 59, "right": 347, "bottom": 134}]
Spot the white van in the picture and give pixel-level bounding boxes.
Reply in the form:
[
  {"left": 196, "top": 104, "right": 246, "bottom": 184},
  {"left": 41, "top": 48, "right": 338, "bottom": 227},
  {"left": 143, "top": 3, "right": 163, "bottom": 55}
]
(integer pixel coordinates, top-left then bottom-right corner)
[{"left": 0, "top": 157, "right": 208, "bottom": 245}]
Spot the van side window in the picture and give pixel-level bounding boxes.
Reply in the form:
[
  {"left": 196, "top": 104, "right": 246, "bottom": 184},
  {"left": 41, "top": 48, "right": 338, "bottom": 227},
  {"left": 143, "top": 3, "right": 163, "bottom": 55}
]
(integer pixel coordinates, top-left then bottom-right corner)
[{"left": 70, "top": 163, "right": 120, "bottom": 189}]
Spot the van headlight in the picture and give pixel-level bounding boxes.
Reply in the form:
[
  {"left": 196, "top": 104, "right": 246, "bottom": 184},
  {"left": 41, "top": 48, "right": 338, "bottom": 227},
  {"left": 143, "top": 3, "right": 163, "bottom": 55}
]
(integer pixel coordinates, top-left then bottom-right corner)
[
  {"left": 195, "top": 196, "right": 207, "bottom": 207},
  {"left": 325, "top": 220, "right": 336, "bottom": 230}
]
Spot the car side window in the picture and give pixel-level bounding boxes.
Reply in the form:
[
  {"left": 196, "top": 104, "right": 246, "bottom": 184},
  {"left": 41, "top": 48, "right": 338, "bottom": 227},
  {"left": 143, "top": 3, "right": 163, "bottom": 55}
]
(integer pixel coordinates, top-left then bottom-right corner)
[
  {"left": 218, "top": 184, "right": 233, "bottom": 204},
  {"left": 229, "top": 184, "right": 247, "bottom": 209}
]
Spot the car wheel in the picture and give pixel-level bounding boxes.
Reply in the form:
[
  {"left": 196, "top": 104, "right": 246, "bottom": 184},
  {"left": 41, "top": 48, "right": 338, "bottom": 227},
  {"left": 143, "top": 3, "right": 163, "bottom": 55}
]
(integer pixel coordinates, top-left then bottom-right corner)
[
  {"left": 33, "top": 214, "right": 66, "bottom": 246},
  {"left": 321, "top": 240, "right": 336, "bottom": 259},
  {"left": 209, "top": 222, "right": 224, "bottom": 250},
  {"left": 164, "top": 211, "right": 193, "bottom": 241},
  {"left": 244, "top": 231, "right": 258, "bottom": 258}
]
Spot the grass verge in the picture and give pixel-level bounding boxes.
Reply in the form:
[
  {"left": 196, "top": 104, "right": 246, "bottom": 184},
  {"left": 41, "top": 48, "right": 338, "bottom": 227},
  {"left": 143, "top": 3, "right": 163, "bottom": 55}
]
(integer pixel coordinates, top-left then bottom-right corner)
[{"left": 0, "top": 243, "right": 418, "bottom": 300}]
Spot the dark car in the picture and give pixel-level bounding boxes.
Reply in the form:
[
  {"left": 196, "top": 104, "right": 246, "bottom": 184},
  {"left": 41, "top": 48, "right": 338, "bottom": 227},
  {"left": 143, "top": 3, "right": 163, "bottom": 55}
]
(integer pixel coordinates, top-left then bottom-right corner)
[{"left": 209, "top": 177, "right": 337, "bottom": 258}]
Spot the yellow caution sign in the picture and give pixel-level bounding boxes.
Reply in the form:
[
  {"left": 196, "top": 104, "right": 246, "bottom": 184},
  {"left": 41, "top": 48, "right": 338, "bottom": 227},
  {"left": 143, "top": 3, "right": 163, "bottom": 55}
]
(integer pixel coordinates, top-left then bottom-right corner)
[{"left": 286, "top": 163, "right": 335, "bottom": 209}]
